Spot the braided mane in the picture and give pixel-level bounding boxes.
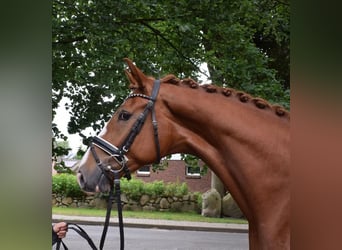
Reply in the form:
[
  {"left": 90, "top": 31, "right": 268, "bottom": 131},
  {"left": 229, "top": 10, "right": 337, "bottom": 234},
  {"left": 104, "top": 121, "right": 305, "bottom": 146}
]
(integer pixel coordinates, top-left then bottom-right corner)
[{"left": 161, "top": 74, "right": 289, "bottom": 119}]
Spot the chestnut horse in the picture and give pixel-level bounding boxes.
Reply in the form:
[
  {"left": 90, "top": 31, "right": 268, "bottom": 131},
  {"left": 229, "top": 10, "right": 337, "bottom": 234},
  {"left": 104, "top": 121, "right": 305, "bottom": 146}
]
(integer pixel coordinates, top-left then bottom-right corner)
[{"left": 77, "top": 58, "right": 290, "bottom": 249}]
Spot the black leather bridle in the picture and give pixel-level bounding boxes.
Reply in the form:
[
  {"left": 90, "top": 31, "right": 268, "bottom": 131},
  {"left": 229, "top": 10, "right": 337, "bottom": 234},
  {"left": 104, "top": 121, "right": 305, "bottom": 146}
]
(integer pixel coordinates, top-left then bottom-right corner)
[
  {"left": 90, "top": 79, "right": 161, "bottom": 180},
  {"left": 88, "top": 79, "right": 161, "bottom": 250}
]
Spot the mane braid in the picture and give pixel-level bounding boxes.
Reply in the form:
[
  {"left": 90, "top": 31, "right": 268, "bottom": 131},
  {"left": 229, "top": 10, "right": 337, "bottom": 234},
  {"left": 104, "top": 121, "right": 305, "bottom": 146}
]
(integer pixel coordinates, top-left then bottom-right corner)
[{"left": 161, "top": 75, "right": 289, "bottom": 118}]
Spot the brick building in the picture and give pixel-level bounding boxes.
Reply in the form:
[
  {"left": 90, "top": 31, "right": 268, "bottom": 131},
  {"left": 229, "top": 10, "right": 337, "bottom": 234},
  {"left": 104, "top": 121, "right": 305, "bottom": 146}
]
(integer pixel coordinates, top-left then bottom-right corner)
[{"left": 134, "top": 160, "right": 212, "bottom": 193}]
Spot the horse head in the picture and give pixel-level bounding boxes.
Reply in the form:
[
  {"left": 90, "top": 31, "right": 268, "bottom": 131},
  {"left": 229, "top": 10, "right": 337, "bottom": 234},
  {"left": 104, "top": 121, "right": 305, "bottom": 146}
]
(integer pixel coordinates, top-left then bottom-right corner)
[{"left": 77, "top": 58, "right": 171, "bottom": 193}]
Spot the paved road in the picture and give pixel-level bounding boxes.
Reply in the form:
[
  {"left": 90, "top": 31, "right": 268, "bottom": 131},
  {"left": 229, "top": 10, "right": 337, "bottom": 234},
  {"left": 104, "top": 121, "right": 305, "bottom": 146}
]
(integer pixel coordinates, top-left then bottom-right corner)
[{"left": 54, "top": 224, "right": 249, "bottom": 250}]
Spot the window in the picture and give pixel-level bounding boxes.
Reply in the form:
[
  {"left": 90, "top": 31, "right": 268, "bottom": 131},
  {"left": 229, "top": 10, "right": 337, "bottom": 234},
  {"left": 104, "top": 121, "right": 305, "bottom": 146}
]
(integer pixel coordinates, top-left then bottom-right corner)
[
  {"left": 185, "top": 165, "right": 201, "bottom": 178},
  {"left": 137, "top": 165, "right": 151, "bottom": 176}
]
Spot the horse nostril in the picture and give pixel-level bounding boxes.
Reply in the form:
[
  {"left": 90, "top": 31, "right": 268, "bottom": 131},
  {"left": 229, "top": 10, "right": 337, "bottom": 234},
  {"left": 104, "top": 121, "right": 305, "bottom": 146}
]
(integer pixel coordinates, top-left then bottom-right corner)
[{"left": 77, "top": 172, "right": 85, "bottom": 188}]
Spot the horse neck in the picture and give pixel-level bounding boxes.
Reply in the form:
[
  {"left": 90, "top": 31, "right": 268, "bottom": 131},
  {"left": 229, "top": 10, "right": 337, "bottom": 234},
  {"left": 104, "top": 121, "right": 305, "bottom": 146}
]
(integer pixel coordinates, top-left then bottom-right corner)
[
  {"left": 159, "top": 84, "right": 290, "bottom": 219},
  {"left": 160, "top": 83, "right": 289, "bottom": 162}
]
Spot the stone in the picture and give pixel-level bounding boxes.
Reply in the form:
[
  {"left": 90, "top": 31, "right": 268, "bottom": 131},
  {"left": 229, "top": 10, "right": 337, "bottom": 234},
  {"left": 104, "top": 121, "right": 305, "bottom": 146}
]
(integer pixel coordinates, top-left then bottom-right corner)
[
  {"left": 140, "top": 194, "right": 150, "bottom": 206},
  {"left": 120, "top": 193, "right": 129, "bottom": 204},
  {"left": 181, "top": 202, "right": 196, "bottom": 212},
  {"left": 78, "top": 202, "right": 89, "bottom": 208},
  {"left": 122, "top": 204, "right": 130, "bottom": 210},
  {"left": 222, "top": 193, "right": 244, "bottom": 218},
  {"left": 62, "top": 197, "right": 73, "bottom": 205},
  {"left": 130, "top": 204, "right": 142, "bottom": 211},
  {"left": 128, "top": 201, "right": 138, "bottom": 208},
  {"left": 160, "top": 198, "right": 170, "bottom": 209},
  {"left": 201, "top": 188, "right": 221, "bottom": 218},
  {"left": 94, "top": 197, "right": 107, "bottom": 209},
  {"left": 86, "top": 196, "right": 94, "bottom": 200},
  {"left": 52, "top": 191, "right": 206, "bottom": 213},
  {"left": 88, "top": 199, "right": 95, "bottom": 207},
  {"left": 70, "top": 203, "right": 78, "bottom": 208},
  {"left": 183, "top": 194, "right": 190, "bottom": 201},
  {"left": 143, "top": 205, "right": 156, "bottom": 212},
  {"left": 170, "top": 201, "right": 182, "bottom": 212}
]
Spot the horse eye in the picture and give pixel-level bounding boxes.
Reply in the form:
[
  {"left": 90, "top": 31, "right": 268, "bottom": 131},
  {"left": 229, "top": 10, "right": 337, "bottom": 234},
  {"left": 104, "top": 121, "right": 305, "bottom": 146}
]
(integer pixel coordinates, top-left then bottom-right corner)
[{"left": 118, "top": 111, "right": 132, "bottom": 121}]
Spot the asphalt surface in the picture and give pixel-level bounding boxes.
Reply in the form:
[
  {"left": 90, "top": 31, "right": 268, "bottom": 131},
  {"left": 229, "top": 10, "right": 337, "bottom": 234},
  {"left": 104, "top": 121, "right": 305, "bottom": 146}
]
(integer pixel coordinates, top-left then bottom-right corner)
[{"left": 53, "top": 224, "right": 249, "bottom": 250}]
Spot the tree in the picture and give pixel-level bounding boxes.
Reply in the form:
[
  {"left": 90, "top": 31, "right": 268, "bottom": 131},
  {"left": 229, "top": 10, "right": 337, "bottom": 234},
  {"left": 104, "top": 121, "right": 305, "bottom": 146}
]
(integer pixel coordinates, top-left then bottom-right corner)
[
  {"left": 52, "top": 140, "right": 73, "bottom": 173},
  {"left": 52, "top": 0, "right": 290, "bottom": 157}
]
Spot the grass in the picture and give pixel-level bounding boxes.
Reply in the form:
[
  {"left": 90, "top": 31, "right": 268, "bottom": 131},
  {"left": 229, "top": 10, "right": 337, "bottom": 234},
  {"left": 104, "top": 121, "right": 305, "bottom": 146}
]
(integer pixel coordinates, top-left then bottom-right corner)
[{"left": 52, "top": 207, "right": 247, "bottom": 224}]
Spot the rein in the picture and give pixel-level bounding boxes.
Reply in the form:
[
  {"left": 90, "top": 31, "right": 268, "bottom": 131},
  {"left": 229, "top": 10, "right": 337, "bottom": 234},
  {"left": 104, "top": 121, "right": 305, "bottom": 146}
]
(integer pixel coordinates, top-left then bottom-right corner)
[
  {"left": 55, "top": 172, "right": 123, "bottom": 250},
  {"left": 88, "top": 79, "right": 161, "bottom": 249}
]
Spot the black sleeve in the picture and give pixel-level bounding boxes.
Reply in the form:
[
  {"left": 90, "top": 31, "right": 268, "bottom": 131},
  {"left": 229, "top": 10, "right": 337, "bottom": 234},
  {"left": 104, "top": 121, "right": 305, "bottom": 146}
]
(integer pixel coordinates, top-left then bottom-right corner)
[{"left": 52, "top": 226, "right": 59, "bottom": 245}]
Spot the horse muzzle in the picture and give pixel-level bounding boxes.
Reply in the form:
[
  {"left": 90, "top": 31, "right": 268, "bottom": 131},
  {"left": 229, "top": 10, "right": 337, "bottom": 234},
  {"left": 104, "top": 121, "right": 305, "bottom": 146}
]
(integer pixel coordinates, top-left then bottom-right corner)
[{"left": 77, "top": 167, "right": 112, "bottom": 193}]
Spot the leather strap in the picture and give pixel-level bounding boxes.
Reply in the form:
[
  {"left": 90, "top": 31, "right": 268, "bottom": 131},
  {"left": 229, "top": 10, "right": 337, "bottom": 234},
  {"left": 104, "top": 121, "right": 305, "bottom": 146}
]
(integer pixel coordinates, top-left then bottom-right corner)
[{"left": 55, "top": 174, "right": 124, "bottom": 250}]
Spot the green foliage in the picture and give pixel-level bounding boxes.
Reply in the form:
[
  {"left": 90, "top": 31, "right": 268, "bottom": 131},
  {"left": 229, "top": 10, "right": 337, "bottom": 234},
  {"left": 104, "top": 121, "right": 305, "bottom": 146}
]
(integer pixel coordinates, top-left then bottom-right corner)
[
  {"left": 144, "top": 181, "right": 165, "bottom": 196},
  {"left": 152, "top": 156, "right": 171, "bottom": 172},
  {"left": 181, "top": 154, "right": 208, "bottom": 176},
  {"left": 176, "top": 182, "right": 189, "bottom": 196},
  {"left": 120, "top": 178, "right": 145, "bottom": 200},
  {"left": 51, "top": 134, "right": 73, "bottom": 172},
  {"left": 53, "top": 161, "right": 73, "bottom": 174},
  {"left": 163, "top": 182, "right": 188, "bottom": 197},
  {"left": 52, "top": 174, "right": 193, "bottom": 201},
  {"left": 195, "top": 192, "right": 203, "bottom": 208},
  {"left": 52, "top": 130, "right": 71, "bottom": 159},
  {"left": 75, "top": 147, "right": 86, "bottom": 160},
  {"left": 103, "top": 178, "right": 190, "bottom": 201},
  {"left": 52, "top": 0, "right": 290, "bottom": 158},
  {"left": 52, "top": 174, "right": 85, "bottom": 198}
]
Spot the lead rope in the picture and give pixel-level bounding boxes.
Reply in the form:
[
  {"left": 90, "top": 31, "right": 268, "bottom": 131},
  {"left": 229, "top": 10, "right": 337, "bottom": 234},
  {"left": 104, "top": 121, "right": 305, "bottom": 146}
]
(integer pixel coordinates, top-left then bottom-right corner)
[
  {"left": 55, "top": 171, "right": 125, "bottom": 250},
  {"left": 99, "top": 184, "right": 114, "bottom": 250},
  {"left": 115, "top": 171, "right": 125, "bottom": 250},
  {"left": 100, "top": 170, "right": 124, "bottom": 250},
  {"left": 91, "top": 142, "right": 127, "bottom": 250}
]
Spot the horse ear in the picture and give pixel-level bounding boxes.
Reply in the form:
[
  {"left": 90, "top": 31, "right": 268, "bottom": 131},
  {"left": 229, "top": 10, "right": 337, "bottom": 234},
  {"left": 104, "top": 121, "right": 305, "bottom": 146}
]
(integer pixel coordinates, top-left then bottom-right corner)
[
  {"left": 124, "top": 69, "right": 139, "bottom": 89},
  {"left": 124, "top": 58, "right": 147, "bottom": 90}
]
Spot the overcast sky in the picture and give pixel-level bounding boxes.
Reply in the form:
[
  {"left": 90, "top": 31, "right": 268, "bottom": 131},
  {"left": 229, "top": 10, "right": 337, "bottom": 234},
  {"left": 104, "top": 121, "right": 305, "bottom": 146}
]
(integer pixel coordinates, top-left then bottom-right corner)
[{"left": 53, "top": 97, "right": 94, "bottom": 154}]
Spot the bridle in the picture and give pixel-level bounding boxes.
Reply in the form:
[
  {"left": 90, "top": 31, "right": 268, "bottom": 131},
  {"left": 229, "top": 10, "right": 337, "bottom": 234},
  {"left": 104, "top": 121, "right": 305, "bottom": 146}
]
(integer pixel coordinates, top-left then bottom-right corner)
[
  {"left": 88, "top": 79, "right": 161, "bottom": 250},
  {"left": 90, "top": 79, "right": 161, "bottom": 180}
]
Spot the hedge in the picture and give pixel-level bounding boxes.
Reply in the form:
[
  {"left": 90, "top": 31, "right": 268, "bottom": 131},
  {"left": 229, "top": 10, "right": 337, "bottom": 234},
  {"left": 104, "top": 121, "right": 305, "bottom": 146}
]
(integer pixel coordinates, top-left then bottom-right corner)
[
  {"left": 52, "top": 173, "right": 85, "bottom": 198},
  {"left": 52, "top": 174, "right": 197, "bottom": 201}
]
